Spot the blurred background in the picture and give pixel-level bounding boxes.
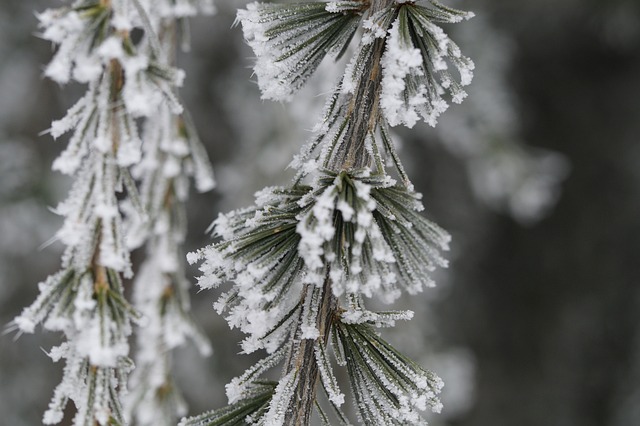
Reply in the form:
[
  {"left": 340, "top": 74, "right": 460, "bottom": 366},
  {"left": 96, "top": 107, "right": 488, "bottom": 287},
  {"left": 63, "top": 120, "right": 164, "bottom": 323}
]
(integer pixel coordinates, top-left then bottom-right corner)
[{"left": 1, "top": 0, "right": 639, "bottom": 425}]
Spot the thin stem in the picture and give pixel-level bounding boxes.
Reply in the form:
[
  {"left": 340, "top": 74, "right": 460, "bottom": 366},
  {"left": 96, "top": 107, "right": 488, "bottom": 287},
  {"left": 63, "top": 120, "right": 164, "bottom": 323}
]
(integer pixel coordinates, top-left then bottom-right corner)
[
  {"left": 283, "top": 2, "right": 396, "bottom": 424},
  {"left": 340, "top": 38, "right": 384, "bottom": 170},
  {"left": 283, "top": 276, "right": 338, "bottom": 426},
  {"left": 334, "top": 0, "right": 396, "bottom": 171}
]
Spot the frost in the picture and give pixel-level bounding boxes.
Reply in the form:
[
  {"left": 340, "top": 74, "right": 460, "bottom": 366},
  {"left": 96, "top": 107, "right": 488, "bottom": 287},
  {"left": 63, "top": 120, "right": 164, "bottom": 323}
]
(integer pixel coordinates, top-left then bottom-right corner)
[
  {"left": 180, "top": 0, "right": 475, "bottom": 422},
  {"left": 45, "top": 52, "right": 72, "bottom": 84},
  {"left": 362, "top": 16, "right": 389, "bottom": 44},
  {"left": 73, "top": 55, "right": 103, "bottom": 83},
  {"left": 300, "top": 325, "right": 320, "bottom": 339},
  {"left": 293, "top": 171, "right": 448, "bottom": 301},
  {"left": 97, "top": 37, "right": 125, "bottom": 61},
  {"left": 238, "top": 2, "right": 363, "bottom": 101},
  {"left": 379, "top": 4, "right": 475, "bottom": 128},
  {"left": 15, "top": 315, "right": 36, "bottom": 334},
  {"left": 336, "top": 199, "right": 355, "bottom": 221},
  {"left": 382, "top": 21, "right": 433, "bottom": 127},
  {"left": 263, "top": 371, "right": 298, "bottom": 426},
  {"left": 297, "top": 185, "right": 337, "bottom": 271}
]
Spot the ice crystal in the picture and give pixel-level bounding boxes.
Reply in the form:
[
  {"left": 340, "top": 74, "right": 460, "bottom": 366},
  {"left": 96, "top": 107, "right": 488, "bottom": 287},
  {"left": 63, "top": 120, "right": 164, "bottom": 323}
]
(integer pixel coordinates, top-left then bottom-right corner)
[
  {"left": 189, "top": 186, "right": 308, "bottom": 353},
  {"left": 189, "top": 169, "right": 449, "bottom": 422},
  {"left": 315, "top": 340, "right": 345, "bottom": 406},
  {"left": 191, "top": 169, "right": 447, "bottom": 346},
  {"left": 262, "top": 371, "right": 299, "bottom": 425},
  {"left": 179, "top": 382, "right": 276, "bottom": 426}
]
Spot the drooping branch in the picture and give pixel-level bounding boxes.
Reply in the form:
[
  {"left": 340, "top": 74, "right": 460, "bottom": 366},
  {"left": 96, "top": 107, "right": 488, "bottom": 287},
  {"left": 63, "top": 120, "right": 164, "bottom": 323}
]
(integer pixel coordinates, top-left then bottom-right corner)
[
  {"left": 185, "top": 1, "right": 474, "bottom": 424},
  {"left": 15, "top": 1, "right": 215, "bottom": 424}
]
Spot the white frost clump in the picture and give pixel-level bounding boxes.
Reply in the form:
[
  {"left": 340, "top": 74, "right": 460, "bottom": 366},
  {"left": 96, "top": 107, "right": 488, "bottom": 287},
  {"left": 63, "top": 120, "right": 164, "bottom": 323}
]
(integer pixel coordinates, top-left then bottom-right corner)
[
  {"left": 379, "top": 8, "right": 475, "bottom": 128},
  {"left": 362, "top": 15, "right": 389, "bottom": 44},
  {"left": 296, "top": 171, "right": 449, "bottom": 302},
  {"left": 380, "top": 21, "right": 430, "bottom": 128},
  {"left": 296, "top": 173, "right": 396, "bottom": 299},
  {"left": 297, "top": 186, "right": 338, "bottom": 273}
]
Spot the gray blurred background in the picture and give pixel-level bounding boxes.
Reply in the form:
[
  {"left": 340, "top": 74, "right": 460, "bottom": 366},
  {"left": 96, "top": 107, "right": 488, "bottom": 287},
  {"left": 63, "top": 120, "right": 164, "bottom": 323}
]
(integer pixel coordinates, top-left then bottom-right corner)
[{"left": 1, "top": 0, "right": 639, "bottom": 425}]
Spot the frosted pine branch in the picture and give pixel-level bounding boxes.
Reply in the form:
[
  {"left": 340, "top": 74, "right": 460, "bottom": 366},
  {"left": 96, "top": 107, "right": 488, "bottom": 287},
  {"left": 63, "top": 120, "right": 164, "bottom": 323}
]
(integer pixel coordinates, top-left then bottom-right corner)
[
  {"left": 187, "top": 170, "right": 448, "bottom": 424},
  {"left": 124, "top": 11, "right": 215, "bottom": 424},
  {"left": 15, "top": 1, "right": 214, "bottom": 424},
  {"left": 121, "top": 2, "right": 215, "bottom": 425},
  {"left": 186, "top": 1, "right": 472, "bottom": 423}
]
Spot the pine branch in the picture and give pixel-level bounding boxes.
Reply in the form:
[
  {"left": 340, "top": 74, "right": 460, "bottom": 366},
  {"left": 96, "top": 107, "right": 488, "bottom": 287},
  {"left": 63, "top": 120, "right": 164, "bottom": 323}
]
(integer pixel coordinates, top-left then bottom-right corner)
[
  {"left": 187, "top": 1, "right": 474, "bottom": 424},
  {"left": 15, "top": 1, "right": 215, "bottom": 424},
  {"left": 122, "top": 3, "right": 215, "bottom": 425}
]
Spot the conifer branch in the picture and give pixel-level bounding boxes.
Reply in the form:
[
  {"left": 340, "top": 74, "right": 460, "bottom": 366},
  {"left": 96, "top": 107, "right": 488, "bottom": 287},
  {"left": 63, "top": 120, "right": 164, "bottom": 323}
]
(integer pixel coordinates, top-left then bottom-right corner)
[
  {"left": 14, "top": 1, "right": 215, "bottom": 424},
  {"left": 124, "top": 8, "right": 215, "bottom": 424},
  {"left": 187, "top": 0, "right": 474, "bottom": 424}
]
